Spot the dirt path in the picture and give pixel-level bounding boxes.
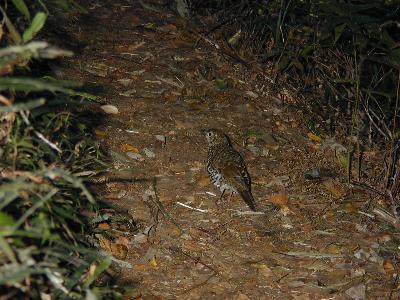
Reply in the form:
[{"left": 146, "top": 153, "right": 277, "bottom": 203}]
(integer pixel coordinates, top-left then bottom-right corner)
[{"left": 59, "top": 2, "right": 397, "bottom": 299}]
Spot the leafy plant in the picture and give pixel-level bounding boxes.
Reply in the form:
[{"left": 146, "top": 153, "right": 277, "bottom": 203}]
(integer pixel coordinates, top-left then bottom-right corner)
[{"left": 0, "top": 1, "right": 118, "bottom": 299}]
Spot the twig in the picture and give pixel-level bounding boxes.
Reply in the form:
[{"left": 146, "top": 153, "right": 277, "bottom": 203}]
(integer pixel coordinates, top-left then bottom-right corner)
[
  {"left": 170, "top": 246, "right": 218, "bottom": 273},
  {"left": 274, "top": 251, "right": 346, "bottom": 259},
  {"left": 192, "top": 31, "right": 220, "bottom": 49},
  {"left": 34, "top": 131, "right": 62, "bottom": 153},
  {"left": 149, "top": 177, "right": 184, "bottom": 233},
  {"left": 178, "top": 273, "right": 216, "bottom": 295},
  {"left": 349, "top": 181, "right": 386, "bottom": 197},
  {"left": 19, "top": 111, "right": 62, "bottom": 153},
  {"left": 229, "top": 209, "right": 265, "bottom": 216},
  {"left": 373, "top": 207, "right": 400, "bottom": 229},
  {"left": 357, "top": 211, "right": 375, "bottom": 218},
  {"left": 176, "top": 202, "right": 208, "bottom": 213},
  {"left": 205, "top": 191, "right": 216, "bottom": 196}
]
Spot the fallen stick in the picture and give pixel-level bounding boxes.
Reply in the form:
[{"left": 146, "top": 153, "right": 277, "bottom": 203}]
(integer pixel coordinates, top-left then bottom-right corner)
[{"left": 176, "top": 201, "right": 208, "bottom": 213}]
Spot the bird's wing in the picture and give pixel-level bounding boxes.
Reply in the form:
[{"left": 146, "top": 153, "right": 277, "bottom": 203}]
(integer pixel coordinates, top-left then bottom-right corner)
[{"left": 215, "top": 159, "right": 250, "bottom": 191}]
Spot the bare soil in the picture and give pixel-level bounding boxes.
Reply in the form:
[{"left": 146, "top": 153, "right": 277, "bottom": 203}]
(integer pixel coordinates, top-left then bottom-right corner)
[{"left": 57, "top": 1, "right": 399, "bottom": 299}]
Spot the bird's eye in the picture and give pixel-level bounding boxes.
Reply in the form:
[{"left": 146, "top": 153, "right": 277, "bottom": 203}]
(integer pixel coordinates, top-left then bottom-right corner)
[{"left": 207, "top": 132, "right": 212, "bottom": 137}]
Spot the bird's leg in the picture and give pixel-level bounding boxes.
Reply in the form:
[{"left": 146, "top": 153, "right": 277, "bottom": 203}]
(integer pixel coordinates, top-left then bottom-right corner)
[
  {"left": 219, "top": 189, "right": 226, "bottom": 202},
  {"left": 229, "top": 191, "right": 234, "bottom": 201}
]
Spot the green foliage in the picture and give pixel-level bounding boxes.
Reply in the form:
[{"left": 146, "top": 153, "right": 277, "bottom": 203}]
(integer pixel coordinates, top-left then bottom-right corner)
[
  {"left": 0, "top": 1, "right": 118, "bottom": 299},
  {"left": 193, "top": 0, "right": 400, "bottom": 142}
]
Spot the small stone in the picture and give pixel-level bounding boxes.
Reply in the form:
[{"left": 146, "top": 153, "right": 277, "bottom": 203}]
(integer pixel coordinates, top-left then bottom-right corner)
[
  {"left": 119, "top": 89, "right": 137, "bottom": 97},
  {"left": 143, "top": 148, "right": 155, "bottom": 158},
  {"left": 126, "top": 152, "right": 144, "bottom": 161},
  {"left": 155, "top": 135, "right": 166, "bottom": 142},
  {"left": 117, "top": 190, "right": 127, "bottom": 199},
  {"left": 245, "top": 91, "right": 259, "bottom": 99},
  {"left": 345, "top": 283, "right": 366, "bottom": 300},
  {"left": 100, "top": 105, "right": 119, "bottom": 114}
]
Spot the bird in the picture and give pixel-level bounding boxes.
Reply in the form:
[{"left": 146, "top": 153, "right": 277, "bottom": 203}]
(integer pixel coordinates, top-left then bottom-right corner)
[{"left": 204, "top": 128, "right": 257, "bottom": 211}]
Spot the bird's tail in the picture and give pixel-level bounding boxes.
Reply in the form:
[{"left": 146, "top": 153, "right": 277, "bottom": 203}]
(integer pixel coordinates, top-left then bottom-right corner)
[{"left": 238, "top": 190, "right": 257, "bottom": 211}]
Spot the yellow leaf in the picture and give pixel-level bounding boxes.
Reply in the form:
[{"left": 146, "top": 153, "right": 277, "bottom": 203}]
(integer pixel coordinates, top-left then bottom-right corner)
[
  {"left": 149, "top": 256, "right": 158, "bottom": 269},
  {"left": 344, "top": 202, "right": 357, "bottom": 214},
  {"left": 307, "top": 132, "right": 322, "bottom": 142},
  {"left": 120, "top": 144, "right": 139, "bottom": 153},
  {"left": 95, "top": 129, "right": 107, "bottom": 138}
]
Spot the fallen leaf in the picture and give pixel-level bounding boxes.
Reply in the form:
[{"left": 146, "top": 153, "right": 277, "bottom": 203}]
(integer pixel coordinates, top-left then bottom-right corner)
[
  {"left": 253, "top": 264, "right": 273, "bottom": 278},
  {"left": 149, "top": 256, "right": 158, "bottom": 269},
  {"left": 345, "top": 283, "right": 365, "bottom": 300},
  {"left": 98, "top": 223, "right": 110, "bottom": 230},
  {"left": 158, "top": 24, "right": 177, "bottom": 33},
  {"left": 323, "top": 179, "right": 345, "bottom": 198},
  {"left": 98, "top": 236, "right": 128, "bottom": 260},
  {"left": 234, "top": 292, "right": 251, "bottom": 300},
  {"left": 325, "top": 244, "right": 340, "bottom": 254},
  {"left": 344, "top": 202, "right": 357, "bottom": 214},
  {"left": 384, "top": 260, "right": 395, "bottom": 275},
  {"left": 143, "top": 148, "right": 155, "bottom": 158},
  {"left": 324, "top": 210, "right": 335, "bottom": 221},
  {"left": 194, "top": 173, "right": 210, "bottom": 187},
  {"left": 121, "top": 144, "right": 139, "bottom": 153},
  {"left": 270, "top": 190, "right": 289, "bottom": 208},
  {"left": 95, "top": 129, "right": 107, "bottom": 138},
  {"left": 307, "top": 132, "right": 322, "bottom": 142},
  {"left": 115, "top": 236, "right": 129, "bottom": 247},
  {"left": 126, "top": 152, "right": 144, "bottom": 161}
]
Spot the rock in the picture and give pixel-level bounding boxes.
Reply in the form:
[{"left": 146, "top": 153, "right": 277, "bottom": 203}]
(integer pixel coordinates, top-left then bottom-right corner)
[
  {"left": 126, "top": 152, "right": 144, "bottom": 161},
  {"left": 143, "top": 148, "right": 155, "bottom": 158},
  {"left": 345, "top": 284, "right": 366, "bottom": 300},
  {"left": 100, "top": 105, "right": 119, "bottom": 114}
]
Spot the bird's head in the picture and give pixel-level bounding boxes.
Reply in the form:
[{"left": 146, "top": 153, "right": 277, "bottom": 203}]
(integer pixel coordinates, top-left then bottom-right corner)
[{"left": 204, "top": 128, "right": 231, "bottom": 147}]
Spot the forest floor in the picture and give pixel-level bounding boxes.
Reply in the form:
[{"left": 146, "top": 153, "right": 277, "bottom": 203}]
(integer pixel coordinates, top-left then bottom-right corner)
[{"left": 54, "top": 1, "right": 398, "bottom": 299}]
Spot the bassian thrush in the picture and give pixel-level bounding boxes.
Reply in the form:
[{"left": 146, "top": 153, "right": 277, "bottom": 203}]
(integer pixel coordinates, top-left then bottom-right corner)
[{"left": 205, "top": 129, "right": 257, "bottom": 211}]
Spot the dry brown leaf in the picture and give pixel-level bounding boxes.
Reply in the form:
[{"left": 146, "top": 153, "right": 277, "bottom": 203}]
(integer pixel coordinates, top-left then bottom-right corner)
[
  {"left": 326, "top": 244, "right": 340, "bottom": 254},
  {"left": 236, "top": 224, "right": 255, "bottom": 232},
  {"left": 323, "top": 179, "right": 345, "bottom": 198},
  {"left": 98, "top": 236, "right": 128, "bottom": 260},
  {"left": 324, "top": 210, "right": 335, "bottom": 221},
  {"left": 98, "top": 236, "right": 112, "bottom": 252},
  {"left": 253, "top": 264, "right": 273, "bottom": 278},
  {"left": 115, "top": 236, "right": 129, "bottom": 247},
  {"left": 344, "top": 202, "right": 357, "bottom": 214},
  {"left": 194, "top": 173, "right": 210, "bottom": 187},
  {"left": 307, "top": 132, "right": 322, "bottom": 142},
  {"left": 308, "top": 143, "right": 321, "bottom": 150},
  {"left": 113, "top": 244, "right": 128, "bottom": 260},
  {"left": 120, "top": 143, "right": 139, "bottom": 153},
  {"left": 234, "top": 292, "right": 251, "bottom": 300},
  {"left": 384, "top": 260, "right": 395, "bottom": 275},
  {"left": 270, "top": 190, "right": 289, "bottom": 208},
  {"left": 98, "top": 223, "right": 110, "bottom": 230}
]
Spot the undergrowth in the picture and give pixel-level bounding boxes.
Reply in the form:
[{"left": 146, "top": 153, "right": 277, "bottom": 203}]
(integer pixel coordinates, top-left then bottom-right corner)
[
  {"left": 0, "top": 1, "right": 119, "bottom": 299},
  {"left": 192, "top": 0, "right": 400, "bottom": 203}
]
